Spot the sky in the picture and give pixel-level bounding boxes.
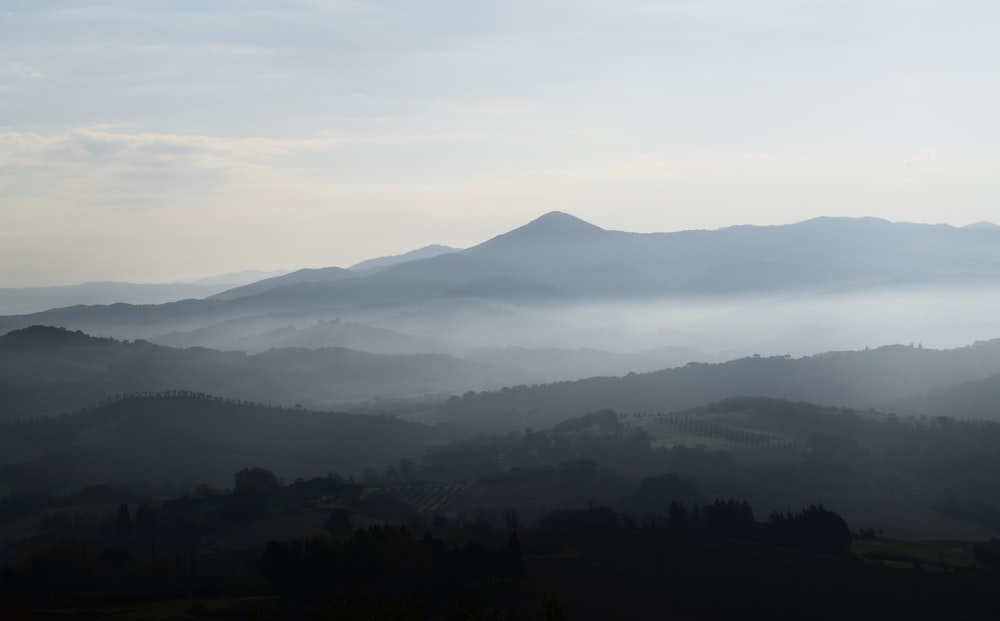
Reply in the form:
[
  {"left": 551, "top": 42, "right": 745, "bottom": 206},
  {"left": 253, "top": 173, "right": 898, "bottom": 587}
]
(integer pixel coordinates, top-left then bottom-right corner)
[{"left": 2, "top": 0, "right": 999, "bottom": 286}]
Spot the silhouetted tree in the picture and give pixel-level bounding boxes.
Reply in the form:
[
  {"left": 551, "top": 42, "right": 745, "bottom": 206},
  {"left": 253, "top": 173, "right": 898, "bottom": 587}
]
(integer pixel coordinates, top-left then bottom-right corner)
[
  {"left": 135, "top": 503, "right": 157, "bottom": 558},
  {"left": 668, "top": 501, "right": 689, "bottom": 527},
  {"left": 974, "top": 538, "right": 1000, "bottom": 570},
  {"left": 701, "top": 499, "right": 755, "bottom": 539},
  {"left": 116, "top": 503, "right": 132, "bottom": 537},
  {"left": 234, "top": 466, "right": 281, "bottom": 492},
  {"left": 766, "top": 504, "right": 851, "bottom": 555},
  {"left": 324, "top": 508, "right": 353, "bottom": 535},
  {"left": 506, "top": 530, "right": 524, "bottom": 576}
]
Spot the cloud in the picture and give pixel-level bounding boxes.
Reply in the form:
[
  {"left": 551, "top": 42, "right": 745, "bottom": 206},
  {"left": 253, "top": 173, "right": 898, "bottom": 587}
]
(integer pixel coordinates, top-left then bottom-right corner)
[
  {"left": 0, "top": 62, "right": 45, "bottom": 93},
  {"left": 0, "top": 127, "right": 355, "bottom": 232},
  {"left": 902, "top": 150, "right": 950, "bottom": 173},
  {"left": 0, "top": 63, "right": 45, "bottom": 81},
  {"left": 1, "top": 127, "right": 342, "bottom": 167}
]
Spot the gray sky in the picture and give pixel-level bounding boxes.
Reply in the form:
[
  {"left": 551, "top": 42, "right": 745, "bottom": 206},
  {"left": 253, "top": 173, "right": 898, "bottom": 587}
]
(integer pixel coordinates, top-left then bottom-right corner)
[{"left": 3, "top": 0, "right": 999, "bottom": 286}]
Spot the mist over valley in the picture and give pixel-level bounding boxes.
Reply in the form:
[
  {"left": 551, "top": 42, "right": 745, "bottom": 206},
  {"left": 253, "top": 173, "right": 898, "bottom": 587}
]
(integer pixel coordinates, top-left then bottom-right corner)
[{"left": 5, "top": 213, "right": 1000, "bottom": 374}]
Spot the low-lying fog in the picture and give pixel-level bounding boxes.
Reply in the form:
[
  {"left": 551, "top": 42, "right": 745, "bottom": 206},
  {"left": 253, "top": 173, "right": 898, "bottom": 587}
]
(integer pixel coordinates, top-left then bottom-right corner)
[{"left": 138, "top": 286, "right": 1000, "bottom": 381}]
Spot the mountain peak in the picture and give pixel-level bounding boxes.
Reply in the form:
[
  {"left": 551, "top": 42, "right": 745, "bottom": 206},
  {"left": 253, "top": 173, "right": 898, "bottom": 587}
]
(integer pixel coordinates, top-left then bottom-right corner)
[
  {"left": 471, "top": 212, "right": 605, "bottom": 252},
  {"left": 523, "top": 211, "right": 604, "bottom": 233}
]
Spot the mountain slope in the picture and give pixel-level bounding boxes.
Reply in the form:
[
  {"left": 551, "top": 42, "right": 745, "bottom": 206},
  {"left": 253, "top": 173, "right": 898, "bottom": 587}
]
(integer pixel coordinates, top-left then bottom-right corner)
[
  {"left": 0, "top": 282, "right": 236, "bottom": 315},
  {"left": 210, "top": 266, "right": 357, "bottom": 301},
  {"left": 3, "top": 214, "right": 1000, "bottom": 346},
  {"left": 0, "top": 395, "right": 459, "bottom": 491},
  {"left": 201, "top": 214, "right": 1000, "bottom": 311},
  {"left": 882, "top": 372, "right": 1000, "bottom": 421},
  {"left": 433, "top": 340, "right": 1000, "bottom": 431},
  {"left": 0, "top": 326, "right": 533, "bottom": 421},
  {"left": 349, "top": 244, "right": 458, "bottom": 272}
]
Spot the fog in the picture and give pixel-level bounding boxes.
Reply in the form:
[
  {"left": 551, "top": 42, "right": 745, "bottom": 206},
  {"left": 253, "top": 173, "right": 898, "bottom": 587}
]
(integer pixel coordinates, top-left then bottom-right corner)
[
  {"left": 113, "top": 285, "right": 1000, "bottom": 383},
  {"left": 5, "top": 282, "right": 1000, "bottom": 385},
  {"left": 355, "top": 287, "right": 1000, "bottom": 365}
]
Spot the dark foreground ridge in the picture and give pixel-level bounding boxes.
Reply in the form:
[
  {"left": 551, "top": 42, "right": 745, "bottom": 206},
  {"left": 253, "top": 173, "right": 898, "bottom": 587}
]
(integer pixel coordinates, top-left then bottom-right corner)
[{"left": 2, "top": 459, "right": 1000, "bottom": 620}]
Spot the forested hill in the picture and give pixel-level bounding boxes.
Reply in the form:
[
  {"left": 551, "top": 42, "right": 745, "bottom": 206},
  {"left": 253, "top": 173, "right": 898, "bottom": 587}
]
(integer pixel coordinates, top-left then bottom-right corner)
[
  {"left": 0, "top": 394, "right": 460, "bottom": 492},
  {"left": 0, "top": 326, "right": 531, "bottom": 421},
  {"left": 883, "top": 372, "right": 1000, "bottom": 421},
  {"left": 436, "top": 340, "right": 1000, "bottom": 431},
  {"left": 0, "top": 325, "right": 117, "bottom": 349}
]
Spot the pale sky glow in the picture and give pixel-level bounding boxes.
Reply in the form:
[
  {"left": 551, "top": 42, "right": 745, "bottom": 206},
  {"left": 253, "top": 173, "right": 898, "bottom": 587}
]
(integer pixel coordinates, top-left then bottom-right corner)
[{"left": 2, "top": 1, "right": 1000, "bottom": 286}]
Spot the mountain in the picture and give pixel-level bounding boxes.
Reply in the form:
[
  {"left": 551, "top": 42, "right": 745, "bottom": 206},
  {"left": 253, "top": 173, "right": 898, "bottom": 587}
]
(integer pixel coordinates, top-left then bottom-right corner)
[
  {"left": 883, "top": 372, "right": 1000, "bottom": 421},
  {"left": 3, "top": 214, "right": 1000, "bottom": 356},
  {"left": 0, "top": 269, "right": 296, "bottom": 315},
  {"left": 209, "top": 266, "right": 357, "bottom": 301},
  {"left": 349, "top": 244, "right": 458, "bottom": 272},
  {"left": 190, "top": 268, "right": 292, "bottom": 285},
  {"left": 471, "top": 211, "right": 606, "bottom": 248},
  {"left": 154, "top": 315, "right": 443, "bottom": 354},
  {"left": 0, "top": 281, "right": 237, "bottom": 315},
  {"left": 191, "top": 213, "right": 1000, "bottom": 313},
  {"left": 0, "top": 326, "right": 533, "bottom": 422},
  {"left": 210, "top": 244, "right": 459, "bottom": 302},
  {"left": 463, "top": 345, "right": 715, "bottom": 382},
  {"left": 431, "top": 340, "right": 1000, "bottom": 432}
]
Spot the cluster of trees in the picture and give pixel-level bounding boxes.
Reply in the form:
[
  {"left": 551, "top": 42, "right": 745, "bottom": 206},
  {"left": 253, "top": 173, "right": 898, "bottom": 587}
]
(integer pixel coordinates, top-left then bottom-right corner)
[
  {"left": 1, "top": 537, "right": 203, "bottom": 606},
  {"left": 417, "top": 401, "right": 1000, "bottom": 533},
  {"left": 974, "top": 538, "right": 1000, "bottom": 570},
  {"left": 537, "top": 497, "right": 853, "bottom": 556},
  {"left": 258, "top": 524, "right": 524, "bottom": 597},
  {"left": 154, "top": 470, "right": 365, "bottom": 539},
  {"left": 419, "top": 411, "right": 737, "bottom": 482},
  {"left": 0, "top": 484, "right": 142, "bottom": 525},
  {"left": 766, "top": 506, "right": 853, "bottom": 555},
  {"left": 0, "top": 468, "right": 436, "bottom": 610}
]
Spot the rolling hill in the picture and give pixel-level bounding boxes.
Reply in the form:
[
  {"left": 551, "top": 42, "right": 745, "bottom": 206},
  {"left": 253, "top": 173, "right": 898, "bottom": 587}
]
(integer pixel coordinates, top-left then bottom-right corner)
[
  {"left": 432, "top": 339, "right": 1000, "bottom": 431},
  {"left": 0, "top": 395, "right": 461, "bottom": 492},
  {"left": 0, "top": 326, "right": 533, "bottom": 421}
]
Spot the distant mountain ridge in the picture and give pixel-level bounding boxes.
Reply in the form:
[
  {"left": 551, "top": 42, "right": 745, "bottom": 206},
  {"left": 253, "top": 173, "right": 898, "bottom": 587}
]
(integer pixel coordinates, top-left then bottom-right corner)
[
  {"left": 349, "top": 244, "right": 458, "bottom": 272},
  {"left": 210, "top": 266, "right": 357, "bottom": 301},
  {"left": 204, "top": 213, "right": 1000, "bottom": 307},
  {"left": 0, "top": 270, "right": 294, "bottom": 315},
  {"left": 3, "top": 213, "right": 1000, "bottom": 351}
]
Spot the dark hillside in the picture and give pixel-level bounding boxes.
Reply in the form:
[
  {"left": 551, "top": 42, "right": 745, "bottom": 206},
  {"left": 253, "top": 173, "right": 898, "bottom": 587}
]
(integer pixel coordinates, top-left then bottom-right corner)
[
  {"left": 416, "top": 398, "right": 1000, "bottom": 539},
  {"left": 883, "top": 372, "right": 1000, "bottom": 421},
  {"left": 525, "top": 528, "right": 1000, "bottom": 621},
  {"left": 0, "top": 395, "right": 458, "bottom": 492},
  {"left": 0, "top": 326, "right": 530, "bottom": 421}
]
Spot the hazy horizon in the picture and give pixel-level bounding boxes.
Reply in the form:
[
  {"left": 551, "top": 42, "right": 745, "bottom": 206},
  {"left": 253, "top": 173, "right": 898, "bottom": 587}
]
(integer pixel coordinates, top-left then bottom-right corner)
[{"left": 3, "top": 212, "right": 998, "bottom": 288}]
